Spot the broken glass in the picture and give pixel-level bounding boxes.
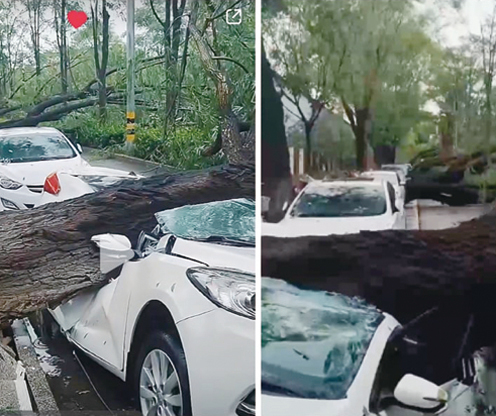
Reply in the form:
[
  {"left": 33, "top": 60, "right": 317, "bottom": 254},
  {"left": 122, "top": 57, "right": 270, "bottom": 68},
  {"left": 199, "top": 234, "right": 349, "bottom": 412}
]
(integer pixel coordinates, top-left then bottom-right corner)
[
  {"left": 262, "top": 277, "right": 384, "bottom": 400},
  {"left": 155, "top": 198, "right": 255, "bottom": 244}
]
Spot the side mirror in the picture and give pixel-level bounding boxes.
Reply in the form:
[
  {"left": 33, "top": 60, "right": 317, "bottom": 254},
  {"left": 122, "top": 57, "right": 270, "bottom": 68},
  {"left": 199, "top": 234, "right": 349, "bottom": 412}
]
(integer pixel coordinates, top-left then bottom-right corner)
[
  {"left": 76, "top": 143, "right": 83, "bottom": 154},
  {"left": 91, "top": 233, "right": 135, "bottom": 274},
  {"left": 394, "top": 374, "right": 448, "bottom": 410}
]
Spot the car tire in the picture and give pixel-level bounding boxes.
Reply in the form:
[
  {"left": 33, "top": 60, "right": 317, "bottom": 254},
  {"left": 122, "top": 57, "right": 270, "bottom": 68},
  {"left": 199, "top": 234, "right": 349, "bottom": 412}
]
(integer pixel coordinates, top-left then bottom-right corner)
[{"left": 133, "top": 331, "right": 192, "bottom": 416}]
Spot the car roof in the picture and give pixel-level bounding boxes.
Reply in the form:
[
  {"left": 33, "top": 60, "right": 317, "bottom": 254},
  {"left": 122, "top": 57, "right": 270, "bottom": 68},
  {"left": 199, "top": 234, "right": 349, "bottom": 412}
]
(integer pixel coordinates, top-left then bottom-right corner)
[
  {"left": 0, "top": 127, "right": 62, "bottom": 137},
  {"left": 361, "top": 170, "right": 397, "bottom": 176},
  {"left": 306, "top": 179, "right": 385, "bottom": 189}
]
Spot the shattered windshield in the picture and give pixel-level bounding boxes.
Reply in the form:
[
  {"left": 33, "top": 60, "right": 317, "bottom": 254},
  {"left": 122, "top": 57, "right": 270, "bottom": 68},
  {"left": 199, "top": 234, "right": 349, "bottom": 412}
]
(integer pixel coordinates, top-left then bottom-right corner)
[
  {"left": 291, "top": 184, "right": 387, "bottom": 218},
  {"left": 155, "top": 198, "right": 255, "bottom": 245},
  {"left": 262, "top": 278, "right": 384, "bottom": 400}
]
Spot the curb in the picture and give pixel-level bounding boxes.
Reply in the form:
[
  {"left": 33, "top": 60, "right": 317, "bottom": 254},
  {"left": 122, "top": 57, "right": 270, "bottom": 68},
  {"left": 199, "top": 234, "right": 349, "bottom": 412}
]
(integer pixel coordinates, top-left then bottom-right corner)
[{"left": 11, "top": 319, "right": 60, "bottom": 415}]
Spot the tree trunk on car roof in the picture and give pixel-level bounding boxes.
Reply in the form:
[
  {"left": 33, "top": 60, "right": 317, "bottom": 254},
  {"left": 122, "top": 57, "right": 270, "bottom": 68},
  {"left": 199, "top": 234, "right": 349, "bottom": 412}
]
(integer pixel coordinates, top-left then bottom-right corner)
[
  {"left": 0, "top": 164, "right": 254, "bottom": 324},
  {"left": 262, "top": 207, "right": 496, "bottom": 381}
]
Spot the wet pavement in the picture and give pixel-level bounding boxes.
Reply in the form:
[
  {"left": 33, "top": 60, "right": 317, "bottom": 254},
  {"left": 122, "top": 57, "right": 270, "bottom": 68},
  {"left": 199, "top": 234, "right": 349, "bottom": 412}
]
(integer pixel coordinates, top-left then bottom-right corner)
[
  {"left": 29, "top": 311, "right": 138, "bottom": 415},
  {"left": 81, "top": 147, "right": 174, "bottom": 178}
]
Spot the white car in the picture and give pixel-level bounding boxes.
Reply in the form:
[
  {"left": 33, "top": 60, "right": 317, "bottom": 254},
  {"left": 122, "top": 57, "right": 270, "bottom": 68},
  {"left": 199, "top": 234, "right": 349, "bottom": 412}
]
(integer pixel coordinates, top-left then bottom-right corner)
[
  {"left": 381, "top": 164, "right": 411, "bottom": 185},
  {"left": 263, "top": 180, "right": 406, "bottom": 237},
  {"left": 360, "top": 170, "right": 406, "bottom": 205},
  {"left": 49, "top": 199, "right": 255, "bottom": 416},
  {"left": 262, "top": 278, "right": 476, "bottom": 416},
  {"left": 0, "top": 127, "right": 88, "bottom": 210}
]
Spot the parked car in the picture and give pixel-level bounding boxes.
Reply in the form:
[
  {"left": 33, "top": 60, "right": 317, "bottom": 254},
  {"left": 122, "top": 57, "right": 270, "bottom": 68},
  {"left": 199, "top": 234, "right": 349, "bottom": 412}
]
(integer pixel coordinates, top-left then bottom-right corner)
[
  {"left": 49, "top": 198, "right": 256, "bottom": 416},
  {"left": 262, "top": 277, "right": 476, "bottom": 416},
  {"left": 0, "top": 127, "right": 87, "bottom": 210},
  {"left": 360, "top": 170, "right": 406, "bottom": 205},
  {"left": 36, "top": 166, "right": 143, "bottom": 206},
  {"left": 381, "top": 164, "right": 412, "bottom": 187},
  {"left": 262, "top": 179, "right": 406, "bottom": 237}
]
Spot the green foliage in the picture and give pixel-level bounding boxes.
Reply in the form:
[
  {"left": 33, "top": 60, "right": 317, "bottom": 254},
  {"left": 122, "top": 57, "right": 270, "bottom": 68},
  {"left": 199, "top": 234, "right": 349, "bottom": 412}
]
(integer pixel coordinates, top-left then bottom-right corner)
[
  {"left": 49, "top": 108, "right": 225, "bottom": 170},
  {"left": 0, "top": 0, "right": 254, "bottom": 171}
]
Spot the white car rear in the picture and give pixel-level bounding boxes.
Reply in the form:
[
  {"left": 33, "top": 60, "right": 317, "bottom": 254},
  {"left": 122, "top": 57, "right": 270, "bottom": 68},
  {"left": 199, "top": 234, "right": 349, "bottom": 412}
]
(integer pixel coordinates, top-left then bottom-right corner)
[
  {"left": 360, "top": 170, "right": 406, "bottom": 205},
  {"left": 263, "top": 180, "right": 406, "bottom": 237},
  {"left": 0, "top": 127, "right": 88, "bottom": 210}
]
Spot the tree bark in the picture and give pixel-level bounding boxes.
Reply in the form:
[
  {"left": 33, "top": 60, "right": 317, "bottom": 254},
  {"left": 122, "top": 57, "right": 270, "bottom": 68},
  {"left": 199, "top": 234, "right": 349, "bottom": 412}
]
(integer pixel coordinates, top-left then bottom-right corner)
[{"left": 0, "top": 164, "right": 254, "bottom": 323}]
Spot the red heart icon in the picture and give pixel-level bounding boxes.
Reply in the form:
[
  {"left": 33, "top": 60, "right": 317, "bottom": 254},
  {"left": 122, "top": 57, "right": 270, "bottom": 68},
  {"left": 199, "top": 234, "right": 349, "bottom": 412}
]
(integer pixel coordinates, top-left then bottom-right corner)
[{"left": 68, "top": 10, "right": 87, "bottom": 29}]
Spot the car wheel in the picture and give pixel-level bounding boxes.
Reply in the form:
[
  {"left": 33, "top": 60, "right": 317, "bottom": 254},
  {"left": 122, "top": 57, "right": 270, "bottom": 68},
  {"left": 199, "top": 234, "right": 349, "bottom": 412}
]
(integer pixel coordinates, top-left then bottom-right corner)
[{"left": 133, "top": 331, "right": 192, "bottom": 416}]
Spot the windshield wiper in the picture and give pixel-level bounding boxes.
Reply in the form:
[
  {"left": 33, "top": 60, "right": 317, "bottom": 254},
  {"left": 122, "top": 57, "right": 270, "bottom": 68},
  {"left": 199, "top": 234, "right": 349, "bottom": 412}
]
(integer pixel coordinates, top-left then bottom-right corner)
[
  {"left": 261, "top": 381, "right": 301, "bottom": 398},
  {"left": 202, "top": 236, "right": 255, "bottom": 247}
]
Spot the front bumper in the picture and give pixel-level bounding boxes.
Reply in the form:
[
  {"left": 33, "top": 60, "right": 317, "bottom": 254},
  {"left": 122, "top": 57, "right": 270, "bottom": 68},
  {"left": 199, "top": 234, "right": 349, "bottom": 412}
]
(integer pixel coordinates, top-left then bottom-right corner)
[
  {"left": 177, "top": 307, "right": 255, "bottom": 416},
  {"left": 0, "top": 186, "right": 43, "bottom": 210}
]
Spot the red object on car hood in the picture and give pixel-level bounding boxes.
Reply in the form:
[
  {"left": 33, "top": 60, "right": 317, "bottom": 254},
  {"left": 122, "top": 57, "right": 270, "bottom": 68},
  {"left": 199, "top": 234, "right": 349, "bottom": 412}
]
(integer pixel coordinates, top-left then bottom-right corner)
[{"left": 44, "top": 172, "right": 61, "bottom": 195}]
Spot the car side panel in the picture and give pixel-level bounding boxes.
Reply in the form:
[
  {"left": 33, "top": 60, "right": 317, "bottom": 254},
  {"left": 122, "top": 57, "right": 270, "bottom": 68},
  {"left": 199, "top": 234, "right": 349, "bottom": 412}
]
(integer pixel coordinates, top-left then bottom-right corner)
[{"left": 121, "top": 253, "right": 216, "bottom": 375}]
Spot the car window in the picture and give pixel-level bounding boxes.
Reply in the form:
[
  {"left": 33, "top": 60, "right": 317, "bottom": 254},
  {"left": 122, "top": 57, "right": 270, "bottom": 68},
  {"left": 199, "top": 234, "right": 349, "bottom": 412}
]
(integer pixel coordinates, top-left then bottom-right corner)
[
  {"left": 0, "top": 133, "right": 76, "bottom": 163},
  {"left": 290, "top": 184, "right": 387, "bottom": 218},
  {"left": 262, "top": 278, "right": 385, "bottom": 400},
  {"left": 386, "top": 183, "right": 396, "bottom": 211}
]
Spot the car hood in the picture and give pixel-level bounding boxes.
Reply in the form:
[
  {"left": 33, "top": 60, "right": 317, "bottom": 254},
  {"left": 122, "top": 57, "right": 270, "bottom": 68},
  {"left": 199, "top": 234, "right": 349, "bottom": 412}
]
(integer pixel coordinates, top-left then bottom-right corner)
[
  {"left": 0, "top": 157, "right": 86, "bottom": 185},
  {"left": 262, "top": 395, "right": 352, "bottom": 416},
  {"left": 263, "top": 215, "right": 394, "bottom": 237},
  {"left": 68, "top": 165, "right": 142, "bottom": 178},
  {"left": 170, "top": 237, "right": 255, "bottom": 273}
]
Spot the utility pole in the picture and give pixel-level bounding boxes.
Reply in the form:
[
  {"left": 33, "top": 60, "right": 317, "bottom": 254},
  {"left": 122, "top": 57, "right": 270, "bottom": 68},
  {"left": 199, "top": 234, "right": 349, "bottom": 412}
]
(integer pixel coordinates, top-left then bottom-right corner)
[{"left": 125, "top": 0, "right": 136, "bottom": 152}]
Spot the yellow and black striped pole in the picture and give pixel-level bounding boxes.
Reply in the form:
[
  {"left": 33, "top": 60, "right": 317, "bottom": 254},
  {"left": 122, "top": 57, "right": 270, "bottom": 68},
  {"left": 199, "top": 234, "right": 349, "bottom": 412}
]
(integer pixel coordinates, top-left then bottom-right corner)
[
  {"left": 126, "top": 111, "right": 136, "bottom": 144},
  {"left": 125, "top": 0, "right": 135, "bottom": 152}
]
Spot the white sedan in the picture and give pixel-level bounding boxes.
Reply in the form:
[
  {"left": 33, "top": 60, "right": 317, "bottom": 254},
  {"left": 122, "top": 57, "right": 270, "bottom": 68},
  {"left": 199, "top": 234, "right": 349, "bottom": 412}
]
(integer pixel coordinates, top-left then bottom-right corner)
[
  {"left": 262, "top": 278, "right": 475, "bottom": 416},
  {"left": 0, "top": 127, "right": 88, "bottom": 210},
  {"left": 49, "top": 199, "right": 255, "bottom": 416},
  {"left": 263, "top": 179, "right": 406, "bottom": 237}
]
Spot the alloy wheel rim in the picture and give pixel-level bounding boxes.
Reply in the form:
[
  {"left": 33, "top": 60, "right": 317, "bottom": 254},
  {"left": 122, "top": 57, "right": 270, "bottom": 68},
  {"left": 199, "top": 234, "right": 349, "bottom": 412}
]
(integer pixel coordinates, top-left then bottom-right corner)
[{"left": 139, "top": 349, "right": 183, "bottom": 416}]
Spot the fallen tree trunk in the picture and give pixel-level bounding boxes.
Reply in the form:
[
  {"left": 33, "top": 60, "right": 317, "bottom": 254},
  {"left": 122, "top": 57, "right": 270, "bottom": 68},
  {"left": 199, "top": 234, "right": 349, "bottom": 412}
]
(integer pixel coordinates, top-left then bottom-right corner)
[
  {"left": 0, "top": 164, "right": 254, "bottom": 323},
  {"left": 262, "top": 208, "right": 496, "bottom": 383}
]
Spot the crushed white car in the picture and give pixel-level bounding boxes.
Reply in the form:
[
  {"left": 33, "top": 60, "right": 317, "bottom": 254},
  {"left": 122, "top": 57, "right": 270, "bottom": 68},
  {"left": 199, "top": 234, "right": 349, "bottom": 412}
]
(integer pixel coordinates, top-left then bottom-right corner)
[
  {"left": 49, "top": 199, "right": 255, "bottom": 416},
  {"left": 0, "top": 127, "right": 88, "bottom": 210},
  {"left": 263, "top": 179, "right": 406, "bottom": 237},
  {"left": 262, "top": 278, "right": 476, "bottom": 416}
]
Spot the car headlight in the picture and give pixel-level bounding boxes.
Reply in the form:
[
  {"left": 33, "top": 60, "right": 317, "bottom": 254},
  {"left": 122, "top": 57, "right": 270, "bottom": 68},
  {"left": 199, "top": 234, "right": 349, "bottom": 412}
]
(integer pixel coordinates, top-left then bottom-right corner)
[
  {"left": 0, "top": 175, "right": 22, "bottom": 190},
  {"left": 186, "top": 267, "right": 255, "bottom": 319}
]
